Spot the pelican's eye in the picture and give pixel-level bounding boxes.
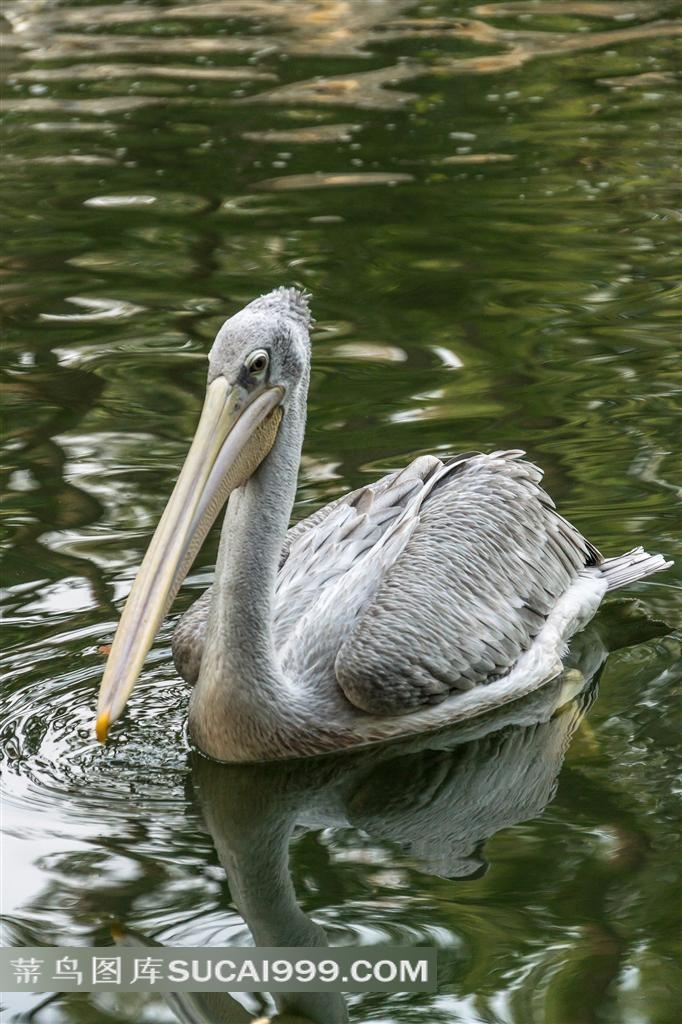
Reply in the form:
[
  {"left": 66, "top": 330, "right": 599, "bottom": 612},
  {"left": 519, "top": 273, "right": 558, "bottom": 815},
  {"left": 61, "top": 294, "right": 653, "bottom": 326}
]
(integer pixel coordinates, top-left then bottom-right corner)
[{"left": 246, "top": 349, "right": 269, "bottom": 376}]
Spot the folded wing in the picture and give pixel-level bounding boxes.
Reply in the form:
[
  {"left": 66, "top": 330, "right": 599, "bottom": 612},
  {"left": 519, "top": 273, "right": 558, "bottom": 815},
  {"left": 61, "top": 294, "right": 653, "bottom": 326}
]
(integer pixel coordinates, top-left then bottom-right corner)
[{"left": 334, "top": 451, "right": 600, "bottom": 715}]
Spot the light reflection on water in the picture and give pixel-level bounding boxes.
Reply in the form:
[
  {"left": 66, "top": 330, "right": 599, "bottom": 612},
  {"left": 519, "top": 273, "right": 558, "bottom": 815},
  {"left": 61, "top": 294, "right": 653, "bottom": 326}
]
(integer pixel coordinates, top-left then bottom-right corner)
[{"left": 1, "top": 0, "right": 680, "bottom": 1021}]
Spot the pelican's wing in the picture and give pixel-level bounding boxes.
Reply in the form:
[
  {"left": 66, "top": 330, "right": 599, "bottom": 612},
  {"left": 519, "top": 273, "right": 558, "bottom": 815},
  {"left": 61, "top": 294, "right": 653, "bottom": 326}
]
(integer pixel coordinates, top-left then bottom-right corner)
[
  {"left": 273, "top": 458, "right": 441, "bottom": 645},
  {"left": 333, "top": 451, "right": 600, "bottom": 715}
]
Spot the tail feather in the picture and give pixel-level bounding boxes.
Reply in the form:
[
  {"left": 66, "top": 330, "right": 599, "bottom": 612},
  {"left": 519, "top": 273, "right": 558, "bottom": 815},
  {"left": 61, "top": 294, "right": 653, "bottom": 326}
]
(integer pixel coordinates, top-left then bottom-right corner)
[{"left": 600, "top": 547, "right": 672, "bottom": 591}]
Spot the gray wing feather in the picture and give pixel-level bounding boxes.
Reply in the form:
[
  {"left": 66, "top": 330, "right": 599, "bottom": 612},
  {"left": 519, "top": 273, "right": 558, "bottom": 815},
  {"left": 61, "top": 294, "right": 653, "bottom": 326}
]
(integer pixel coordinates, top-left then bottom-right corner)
[
  {"left": 335, "top": 451, "right": 600, "bottom": 715},
  {"left": 171, "top": 587, "right": 212, "bottom": 685},
  {"left": 273, "top": 463, "right": 433, "bottom": 646}
]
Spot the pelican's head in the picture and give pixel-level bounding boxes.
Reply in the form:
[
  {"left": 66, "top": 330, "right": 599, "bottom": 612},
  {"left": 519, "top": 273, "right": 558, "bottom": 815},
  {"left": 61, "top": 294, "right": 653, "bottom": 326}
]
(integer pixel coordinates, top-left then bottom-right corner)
[
  {"left": 96, "top": 287, "right": 312, "bottom": 742},
  {"left": 208, "top": 285, "right": 311, "bottom": 399}
]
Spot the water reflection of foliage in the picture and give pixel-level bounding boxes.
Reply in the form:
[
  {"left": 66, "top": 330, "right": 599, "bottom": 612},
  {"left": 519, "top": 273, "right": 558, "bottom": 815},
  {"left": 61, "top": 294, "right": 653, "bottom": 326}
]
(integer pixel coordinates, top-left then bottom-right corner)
[{"left": 2, "top": 0, "right": 680, "bottom": 1021}]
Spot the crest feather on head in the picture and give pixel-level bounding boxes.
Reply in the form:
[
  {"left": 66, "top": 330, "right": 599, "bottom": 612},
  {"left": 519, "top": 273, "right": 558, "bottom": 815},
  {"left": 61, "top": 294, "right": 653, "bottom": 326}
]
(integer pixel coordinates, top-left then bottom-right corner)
[{"left": 248, "top": 286, "right": 313, "bottom": 326}]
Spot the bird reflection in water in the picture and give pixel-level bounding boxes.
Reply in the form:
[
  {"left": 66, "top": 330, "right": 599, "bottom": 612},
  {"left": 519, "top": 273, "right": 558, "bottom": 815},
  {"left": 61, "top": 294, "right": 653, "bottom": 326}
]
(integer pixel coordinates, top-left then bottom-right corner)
[{"left": 115, "top": 629, "right": 609, "bottom": 1024}]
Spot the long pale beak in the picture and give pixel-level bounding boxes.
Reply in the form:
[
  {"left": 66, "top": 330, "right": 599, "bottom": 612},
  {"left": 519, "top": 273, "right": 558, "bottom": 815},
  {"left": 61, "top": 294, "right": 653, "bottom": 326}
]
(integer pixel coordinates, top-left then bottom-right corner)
[{"left": 96, "top": 377, "right": 283, "bottom": 742}]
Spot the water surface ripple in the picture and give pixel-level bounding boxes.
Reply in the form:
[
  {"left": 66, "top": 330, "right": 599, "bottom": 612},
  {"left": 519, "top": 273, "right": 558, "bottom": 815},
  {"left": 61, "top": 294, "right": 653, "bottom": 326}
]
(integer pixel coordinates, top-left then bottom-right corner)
[{"left": 1, "top": 1, "right": 680, "bottom": 1022}]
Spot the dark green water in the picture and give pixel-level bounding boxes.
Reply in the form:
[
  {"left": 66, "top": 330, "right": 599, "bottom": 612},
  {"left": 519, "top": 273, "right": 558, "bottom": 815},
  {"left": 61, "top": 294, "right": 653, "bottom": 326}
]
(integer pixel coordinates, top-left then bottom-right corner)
[{"left": 1, "top": 2, "right": 681, "bottom": 1022}]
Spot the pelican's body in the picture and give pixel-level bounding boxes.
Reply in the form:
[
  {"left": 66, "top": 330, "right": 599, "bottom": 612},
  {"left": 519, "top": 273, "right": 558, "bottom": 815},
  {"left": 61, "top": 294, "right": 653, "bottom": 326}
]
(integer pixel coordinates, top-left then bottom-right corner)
[{"left": 96, "top": 288, "right": 670, "bottom": 762}]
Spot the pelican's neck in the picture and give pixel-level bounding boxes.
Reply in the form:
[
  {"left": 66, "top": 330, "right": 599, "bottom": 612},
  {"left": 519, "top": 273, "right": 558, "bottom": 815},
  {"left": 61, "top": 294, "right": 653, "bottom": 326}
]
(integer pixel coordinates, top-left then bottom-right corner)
[
  {"left": 193, "top": 756, "right": 349, "bottom": 1022},
  {"left": 189, "top": 389, "right": 307, "bottom": 759}
]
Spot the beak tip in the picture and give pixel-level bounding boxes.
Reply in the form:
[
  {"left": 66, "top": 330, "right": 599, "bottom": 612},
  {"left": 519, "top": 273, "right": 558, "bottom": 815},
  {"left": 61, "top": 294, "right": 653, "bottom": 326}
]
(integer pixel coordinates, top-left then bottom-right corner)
[{"left": 96, "top": 710, "right": 110, "bottom": 744}]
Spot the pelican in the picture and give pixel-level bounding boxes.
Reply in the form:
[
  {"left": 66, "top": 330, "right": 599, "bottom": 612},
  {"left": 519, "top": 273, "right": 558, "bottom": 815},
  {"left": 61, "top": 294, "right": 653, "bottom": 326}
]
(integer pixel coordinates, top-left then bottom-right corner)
[{"left": 96, "top": 287, "right": 670, "bottom": 762}]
